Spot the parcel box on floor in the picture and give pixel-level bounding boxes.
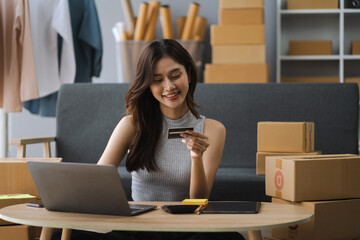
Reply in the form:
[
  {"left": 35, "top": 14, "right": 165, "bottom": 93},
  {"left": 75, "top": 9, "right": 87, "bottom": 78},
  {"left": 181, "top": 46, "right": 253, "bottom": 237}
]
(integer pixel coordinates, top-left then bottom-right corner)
[
  {"left": 271, "top": 197, "right": 360, "bottom": 240},
  {"left": 0, "top": 225, "right": 39, "bottom": 240},
  {"left": 265, "top": 154, "right": 360, "bottom": 202},
  {"left": 257, "top": 122, "right": 314, "bottom": 153},
  {"left": 0, "top": 158, "right": 62, "bottom": 197},
  {"left": 256, "top": 152, "right": 321, "bottom": 175},
  {"left": 0, "top": 194, "right": 37, "bottom": 225}
]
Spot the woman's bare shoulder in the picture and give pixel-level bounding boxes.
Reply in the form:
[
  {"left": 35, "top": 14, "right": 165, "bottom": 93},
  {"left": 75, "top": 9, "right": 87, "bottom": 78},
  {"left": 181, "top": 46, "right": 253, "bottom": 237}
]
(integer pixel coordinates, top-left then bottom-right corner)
[
  {"left": 204, "top": 118, "right": 226, "bottom": 137},
  {"left": 117, "top": 115, "right": 136, "bottom": 134}
]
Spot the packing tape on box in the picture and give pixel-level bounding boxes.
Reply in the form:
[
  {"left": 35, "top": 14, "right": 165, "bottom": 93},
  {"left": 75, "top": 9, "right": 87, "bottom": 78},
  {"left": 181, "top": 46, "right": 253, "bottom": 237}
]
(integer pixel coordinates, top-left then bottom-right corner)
[{"left": 276, "top": 158, "right": 282, "bottom": 169}]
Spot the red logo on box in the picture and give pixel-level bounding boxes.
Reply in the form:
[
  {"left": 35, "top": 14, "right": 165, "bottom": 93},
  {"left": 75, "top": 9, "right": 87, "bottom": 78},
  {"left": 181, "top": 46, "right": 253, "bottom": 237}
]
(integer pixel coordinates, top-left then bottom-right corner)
[{"left": 274, "top": 170, "right": 284, "bottom": 191}]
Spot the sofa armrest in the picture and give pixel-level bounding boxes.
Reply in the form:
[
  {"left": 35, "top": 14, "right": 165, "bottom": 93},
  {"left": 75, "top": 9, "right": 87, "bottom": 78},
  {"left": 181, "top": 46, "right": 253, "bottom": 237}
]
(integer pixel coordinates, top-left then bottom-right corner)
[{"left": 10, "top": 137, "right": 56, "bottom": 158}]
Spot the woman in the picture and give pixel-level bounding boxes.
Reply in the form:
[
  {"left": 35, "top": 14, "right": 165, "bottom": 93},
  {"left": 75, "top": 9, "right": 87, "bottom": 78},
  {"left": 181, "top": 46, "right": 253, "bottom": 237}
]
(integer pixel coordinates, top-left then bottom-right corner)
[
  {"left": 53, "top": 39, "right": 244, "bottom": 240},
  {"left": 99, "top": 39, "right": 225, "bottom": 202}
]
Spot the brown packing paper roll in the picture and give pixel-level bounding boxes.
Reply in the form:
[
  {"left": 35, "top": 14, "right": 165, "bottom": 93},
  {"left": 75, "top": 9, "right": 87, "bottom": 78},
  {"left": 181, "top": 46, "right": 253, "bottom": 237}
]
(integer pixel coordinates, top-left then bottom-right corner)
[
  {"left": 133, "top": 2, "right": 148, "bottom": 41},
  {"left": 192, "top": 16, "right": 207, "bottom": 41},
  {"left": 120, "top": 0, "right": 136, "bottom": 38},
  {"left": 160, "top": 5, "right": 174, "bottom": 39},
  {"left": 181, "top": 2, "right": 200, "bottom": 40},
  {"left": 145, "top": 1, "right": 155, "bottom": 27},
  {"left": 121, "top": 32, "right": 130, "bottom": 40},
  {"left": 144, "top": 1, "right": 161, "bottom": 41},
  {"left": 176, "top": 16, "right": 186, "bottom": 39}
]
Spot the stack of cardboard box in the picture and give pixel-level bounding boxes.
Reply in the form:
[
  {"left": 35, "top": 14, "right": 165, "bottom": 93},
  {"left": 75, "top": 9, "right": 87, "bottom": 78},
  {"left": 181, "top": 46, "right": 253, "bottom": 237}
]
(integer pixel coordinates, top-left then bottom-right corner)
[
  {"left": 266, "top": 154, "right": 360, "bottom": 240},
  {"left": 0, "top": 158, "right": 61, "bottom": 240},
  {"left": 256, "top": 122, "right": 319, "bottom": 176},
  {"left": 204, "top": 0, "right": 269, "bottom": 83},
  {"left": 0, "top": 194, "right": 40, "bottom": 240},
  {"left": 257, "top": 122, "right": 360, "bottom": 239}
]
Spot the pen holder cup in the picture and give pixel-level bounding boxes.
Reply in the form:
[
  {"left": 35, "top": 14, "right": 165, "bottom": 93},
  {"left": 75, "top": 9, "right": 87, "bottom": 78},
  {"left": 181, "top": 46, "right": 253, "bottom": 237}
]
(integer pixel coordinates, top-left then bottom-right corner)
[{"left": 115, "top": 40, "right": 204, "bottom": 83}]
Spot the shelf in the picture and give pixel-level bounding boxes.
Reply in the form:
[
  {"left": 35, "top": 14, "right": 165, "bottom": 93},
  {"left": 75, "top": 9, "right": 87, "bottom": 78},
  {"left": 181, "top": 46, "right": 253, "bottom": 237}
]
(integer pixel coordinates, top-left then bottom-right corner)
[
  {"left": 343, "top": 55, "right": 360, "bottom": 60},
  {"left": 280, "top": 55, "right": 340, "bottom": 60},
  {"left": 280, "top": 9, "right": 340, "bottom": 14},
  {"left": 343, "top": 9, "right": 360, "bottom": 13},
  {"left": 277, "top": 0, "right": 360, "bottom": 83}
]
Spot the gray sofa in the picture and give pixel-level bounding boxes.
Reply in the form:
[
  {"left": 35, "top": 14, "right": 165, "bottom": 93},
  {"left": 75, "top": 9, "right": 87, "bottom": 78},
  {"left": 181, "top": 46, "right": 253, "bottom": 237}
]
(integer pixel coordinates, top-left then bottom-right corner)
[{"left": 55, "top": 83, "right": 359, "bottom": 202}]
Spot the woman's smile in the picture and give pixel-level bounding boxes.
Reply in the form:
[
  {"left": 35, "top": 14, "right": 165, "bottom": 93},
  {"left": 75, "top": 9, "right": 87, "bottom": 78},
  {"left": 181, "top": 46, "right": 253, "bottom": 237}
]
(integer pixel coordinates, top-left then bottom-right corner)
[{"left": 162, "top": 90, "right": 181, "bottom": 100}]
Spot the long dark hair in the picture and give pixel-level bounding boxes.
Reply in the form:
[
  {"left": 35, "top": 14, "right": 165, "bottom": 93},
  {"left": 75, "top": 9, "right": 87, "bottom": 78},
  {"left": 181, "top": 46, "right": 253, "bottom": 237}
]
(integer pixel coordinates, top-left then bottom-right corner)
[{"left": 125, "top": 39, "right": 200, "bottom": 172}]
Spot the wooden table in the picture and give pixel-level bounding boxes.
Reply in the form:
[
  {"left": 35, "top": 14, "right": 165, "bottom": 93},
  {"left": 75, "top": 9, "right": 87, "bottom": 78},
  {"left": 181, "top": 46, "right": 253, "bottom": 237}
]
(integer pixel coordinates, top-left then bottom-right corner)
[{"left": 0, "top": 202, "right": 313, "bottom": 240}]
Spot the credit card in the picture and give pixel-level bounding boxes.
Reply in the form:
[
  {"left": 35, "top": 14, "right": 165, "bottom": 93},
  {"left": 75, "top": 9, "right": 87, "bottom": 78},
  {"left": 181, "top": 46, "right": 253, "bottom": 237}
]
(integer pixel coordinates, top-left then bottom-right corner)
[{"left": 168, "top": 127, "right": 194, "bottom": 139}]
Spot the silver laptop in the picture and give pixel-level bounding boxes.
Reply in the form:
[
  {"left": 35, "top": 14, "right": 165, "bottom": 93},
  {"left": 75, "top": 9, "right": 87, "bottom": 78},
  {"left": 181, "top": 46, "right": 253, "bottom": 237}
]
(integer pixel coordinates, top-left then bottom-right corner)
[{"left": 27, "top": 161, "right": 156, "bottom": 216}]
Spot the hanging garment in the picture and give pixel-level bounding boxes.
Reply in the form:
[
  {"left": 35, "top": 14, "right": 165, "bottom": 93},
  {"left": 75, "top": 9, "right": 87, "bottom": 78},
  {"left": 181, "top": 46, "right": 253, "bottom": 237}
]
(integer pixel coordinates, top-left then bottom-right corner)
[
  {"left": 68, "top": 0, "right": 103, "bottom": 83},
  {"left": 0, "top": 0, "right": 38, "bottom": 112},
  {"left": 28, "top": 0, "right": 75, "bottom": 98},
  {"left": 24, "top": 0, "right": 103, "bottom": 117}
]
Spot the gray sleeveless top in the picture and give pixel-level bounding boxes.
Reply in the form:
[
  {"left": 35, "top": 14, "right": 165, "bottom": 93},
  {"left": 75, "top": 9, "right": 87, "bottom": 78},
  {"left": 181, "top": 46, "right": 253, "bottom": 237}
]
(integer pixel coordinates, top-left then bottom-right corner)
[{"left": 131, "top": 110, "right": 205, "bottom": 201}]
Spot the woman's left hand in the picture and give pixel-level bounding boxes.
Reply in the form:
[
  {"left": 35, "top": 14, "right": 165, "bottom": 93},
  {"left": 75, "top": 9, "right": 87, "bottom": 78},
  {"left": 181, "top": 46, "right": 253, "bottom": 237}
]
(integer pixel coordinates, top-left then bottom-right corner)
[{"left": 181, "top": 130, "right": 210, "bottom": 161}]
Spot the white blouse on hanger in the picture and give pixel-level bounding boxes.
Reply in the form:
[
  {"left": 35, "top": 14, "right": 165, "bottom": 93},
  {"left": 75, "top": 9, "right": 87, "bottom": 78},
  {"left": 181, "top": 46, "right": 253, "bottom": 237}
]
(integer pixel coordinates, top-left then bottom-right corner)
[{"left": 29, "top": 0, "right": 75, "bottom": 98}]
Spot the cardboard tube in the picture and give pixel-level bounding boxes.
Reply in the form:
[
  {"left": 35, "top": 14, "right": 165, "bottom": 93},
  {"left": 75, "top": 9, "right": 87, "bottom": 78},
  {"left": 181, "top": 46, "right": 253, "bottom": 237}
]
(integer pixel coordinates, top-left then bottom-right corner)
[
  {"left": 192, "top": 16, "right": 207, "bottom": 41},
  {"left": 176, "top": 16, "right": 186, "bottom": 39},
  {"left": 121, "top": 31, "right": 130, "bottom": 40},
  {"left": 181, "top": 2, "right": 200, "bottom": 40},
  {"left": 120, "top": 0, "right": 136, "bottom": 38},
  {"left": 133, "top": 2, "right": 148, "bottom": 41},
  {"left": 144, "top": 1, "right": 161, "bottom": 41},
  {"left": 160, "top": 5, "right": 174, "bottom": 39}
]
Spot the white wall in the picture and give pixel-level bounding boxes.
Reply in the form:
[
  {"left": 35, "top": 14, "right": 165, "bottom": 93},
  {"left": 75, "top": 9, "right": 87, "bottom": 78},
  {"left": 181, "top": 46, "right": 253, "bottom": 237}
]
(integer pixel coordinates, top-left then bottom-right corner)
[{"left": 6, "top": 0, "right": 277, "bottom": 158}]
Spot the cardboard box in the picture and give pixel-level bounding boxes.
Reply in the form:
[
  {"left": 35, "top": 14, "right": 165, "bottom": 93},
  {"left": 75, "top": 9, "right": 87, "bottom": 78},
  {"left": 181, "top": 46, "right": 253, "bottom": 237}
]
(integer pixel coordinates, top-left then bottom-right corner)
[
  {"left": 0, "top": 194, "right": 37, "bottom": 225},
  {"left": 272, "top": 197, "right": 360, "bottom": 240},
  {"left": 211, "top": 25, "right": 265, "bottom": 45},
  {"left": 204, "top": 64, "right": 269, "bottom": 83},
  {"left": 352, "top": 40, "right": 360, "bottom": 55},
  {"left": 0, "top": 158, "right": 62, "bottom": 197},
  {"left": 0, "top": 225, "right": 30, "bottom": 240},
  {"left": 212, "top": 45, "right": 265, "bottom": 64},
  {"left": 266, "top": 154, "right": 360, "bottom": 201},
  {"left": 289, "top": 41, "right": 332, "bottom": 55},
  {"left": 287, "top": 0, "right": 338, "bottom": 9},
  {"left": 257, "top": 122, "right": 314, "bottom": 153},
  {"left": 281, "top": 77, "right": 339, "bottom": 83},
  {"left": 345, "top": 77, "right": 360, "bottom": 96},
  {"left": 219, "top": 0, "right": 263, "bottom": 9},
  {"left": 219, "top": 9, "right": 263, "bottom": 25},
  {"left": 256, "top": 152, "right": 321, "bottom": 175}
]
